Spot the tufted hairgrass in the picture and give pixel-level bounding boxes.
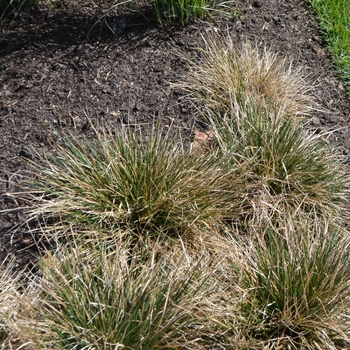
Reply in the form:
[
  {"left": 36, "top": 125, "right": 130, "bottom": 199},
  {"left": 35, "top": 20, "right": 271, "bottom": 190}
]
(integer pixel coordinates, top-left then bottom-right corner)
[
  {"left": 230, "top": 216, "right": 350, "bottom": 349},
  {"left": 32, "top": 237, "right": 220, "bottom": 349},
  {"left": 25, "top": 125, "right": 245, "bottom": 245},
  {"left": 206, "top": 103, "right": 350, "bottom": 225},
  {"left": 185, "top": 36, "right": 316, "bottom": 118},
  {"left": 180, "top": 33, "right": 350, "bottom": 230}
]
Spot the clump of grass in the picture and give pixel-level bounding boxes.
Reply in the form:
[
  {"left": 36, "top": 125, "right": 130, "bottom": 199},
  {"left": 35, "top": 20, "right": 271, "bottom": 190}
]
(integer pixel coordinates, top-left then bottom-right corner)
[
  {"left": 185, "top": 36, "right": 316, "bottom": 117},
  {"left": 228, "top": 217, "right": 350, "bottom": 349},
  {"left": 181, "top": 35, "right": 350, "bottom": 224},
  {"left": 154, "top": 0, "right": 235, "bottom": 25},
  {"left": 26, "top": 126, "right": 242, "bottom": 242},
  {"left": 33, "top": 237, "right": 218, "bottom": 349},
  {"left": 207, "top": 102, "right": 349, "bottom": 224}
]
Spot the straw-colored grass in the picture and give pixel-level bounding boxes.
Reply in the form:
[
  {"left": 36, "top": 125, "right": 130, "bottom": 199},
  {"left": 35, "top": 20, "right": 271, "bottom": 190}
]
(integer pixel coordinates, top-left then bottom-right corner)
[
  {"left": 0, "top": 257, "right": 36, "bottom": 350},
  {"left": 185, "top": 36, "right": 316, "bottom": 118}
]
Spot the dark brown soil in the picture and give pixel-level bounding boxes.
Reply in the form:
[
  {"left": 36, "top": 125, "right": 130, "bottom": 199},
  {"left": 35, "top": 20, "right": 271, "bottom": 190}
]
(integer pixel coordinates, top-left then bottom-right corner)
[{"left": 1, "top": 0, "right": 350, "bottom": 274}]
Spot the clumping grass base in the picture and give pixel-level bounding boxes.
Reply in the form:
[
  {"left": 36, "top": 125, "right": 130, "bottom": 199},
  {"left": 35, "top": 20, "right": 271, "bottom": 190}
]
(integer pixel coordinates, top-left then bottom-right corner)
[{"left": 32, "top": 237, "right": 222, "bottom": 349}]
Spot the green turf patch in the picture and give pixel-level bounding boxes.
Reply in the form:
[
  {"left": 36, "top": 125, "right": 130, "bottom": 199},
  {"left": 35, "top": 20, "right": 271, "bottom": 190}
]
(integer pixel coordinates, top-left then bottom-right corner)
[{"left": 309, "top": 0, "right": 350, "bottom": 97}]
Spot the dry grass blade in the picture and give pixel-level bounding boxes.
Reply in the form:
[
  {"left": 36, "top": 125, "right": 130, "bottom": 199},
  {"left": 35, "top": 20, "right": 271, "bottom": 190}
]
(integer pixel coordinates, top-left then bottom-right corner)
[{"left": 0, "top": 257, "right": 37, "bottom": 350}]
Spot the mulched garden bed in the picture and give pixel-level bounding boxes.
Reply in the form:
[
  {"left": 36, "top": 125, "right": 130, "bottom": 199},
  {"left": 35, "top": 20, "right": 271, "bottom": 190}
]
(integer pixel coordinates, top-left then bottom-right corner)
[{"left": 1, "top": 0, "right": 350, "bottom": 274}]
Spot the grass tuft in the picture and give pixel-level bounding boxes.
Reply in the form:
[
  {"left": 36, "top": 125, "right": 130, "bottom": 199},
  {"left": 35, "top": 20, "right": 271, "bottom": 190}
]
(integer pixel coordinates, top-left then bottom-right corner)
[
  {"left": 154, "top": 0, "right": 235, "bottom": 25},
  {"left": 185, "top": 36, "right": 316, "bottom": 118},
  {"left": 207, "top": 103, "right": 350, "bottom": 224},
  {"left": 26, "top": 126, "right": 243, "bottom": 242},
  {"left": 231, "top": 217, "right": 350, "bottom": 349},
  {"left": 34, "top": 237, "right": 217, "bottom": 349}
]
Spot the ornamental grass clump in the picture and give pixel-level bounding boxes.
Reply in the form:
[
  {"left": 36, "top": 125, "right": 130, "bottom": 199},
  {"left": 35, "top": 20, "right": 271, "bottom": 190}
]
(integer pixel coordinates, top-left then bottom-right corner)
[
  {"left": 231, "top": 217, "right": 350, "bottom": 349},
  {"left": 34, "top": 238, "right": 217, "bottom": 349},
  {"left": 181, "top": 35, "right": 350, "bottom": 224},
  {"left": 186, "top": 36, "right": 315, "bottom": 117},
  {"left": 27, "top": 126, "right": 241, "bottom": 242},
  {"left": 153, "top": 0, "right": 234, "bottom": 25},
  {"left": 207, "top": 103, "right": 349, "bottom": 223}
]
